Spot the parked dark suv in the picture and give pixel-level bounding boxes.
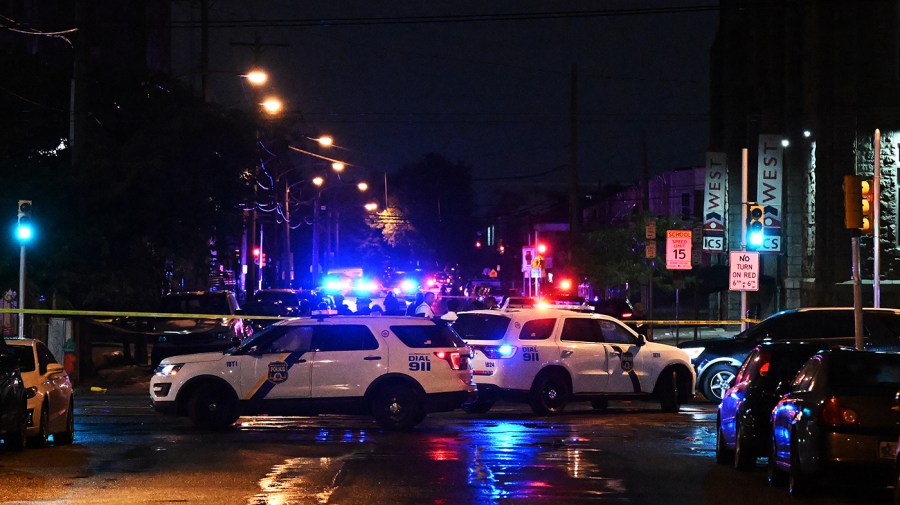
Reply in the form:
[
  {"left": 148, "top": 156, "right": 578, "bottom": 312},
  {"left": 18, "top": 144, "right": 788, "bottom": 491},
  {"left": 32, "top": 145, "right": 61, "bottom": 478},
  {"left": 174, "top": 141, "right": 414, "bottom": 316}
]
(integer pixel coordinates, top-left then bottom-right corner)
[
  {"left": 151, "top": 291, "right": 251, "bottom": 365},
  {"left": 242, "top": 289, "right": 312, "bottom": 332},
  {"left": 679, "top": 307, "right": 900, "bottom": 402},
  {"left": 0, "top": 340, "right": 27, "bottom": 450}
]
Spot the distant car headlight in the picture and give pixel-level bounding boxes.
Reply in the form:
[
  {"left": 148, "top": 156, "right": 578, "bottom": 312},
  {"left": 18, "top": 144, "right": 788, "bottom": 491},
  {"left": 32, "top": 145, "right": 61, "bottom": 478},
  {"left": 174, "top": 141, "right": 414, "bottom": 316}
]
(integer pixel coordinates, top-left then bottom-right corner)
[
  {"left": 681, "top": 347, "right": 705, "bottom": 361},
  {"left": 154, "top": 363, "right": 184, "bottom": 377}
]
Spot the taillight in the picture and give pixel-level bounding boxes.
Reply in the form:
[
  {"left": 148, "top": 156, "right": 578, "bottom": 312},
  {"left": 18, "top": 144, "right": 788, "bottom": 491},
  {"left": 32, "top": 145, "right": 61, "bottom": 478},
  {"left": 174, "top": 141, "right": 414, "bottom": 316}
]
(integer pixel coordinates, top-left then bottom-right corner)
[
  {"left": 480, "top": 345, "right": 517, "bottom": 359},
  {"left": 820, "top": 396, "right": 858, "bottom": 426},
  {"left": 758, "top": 351, "right": 771, "bottom": 376},
  {"left": 433, "top": 351, "right": 468, "bottom": 370},
  {"left": 620, "top": 312, "right": 633, "bottom": 319}
]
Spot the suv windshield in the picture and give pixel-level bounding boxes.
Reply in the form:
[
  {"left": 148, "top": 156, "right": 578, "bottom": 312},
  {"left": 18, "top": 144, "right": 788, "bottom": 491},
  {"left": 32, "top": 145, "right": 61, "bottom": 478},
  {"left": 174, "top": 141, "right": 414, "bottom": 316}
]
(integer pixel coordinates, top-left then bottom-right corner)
[
  {"left": 161, "top": 294, "right": 229, "bottom": 315},
  {"left": 452, "top": 313, "right": 510, "bottom": 341}
]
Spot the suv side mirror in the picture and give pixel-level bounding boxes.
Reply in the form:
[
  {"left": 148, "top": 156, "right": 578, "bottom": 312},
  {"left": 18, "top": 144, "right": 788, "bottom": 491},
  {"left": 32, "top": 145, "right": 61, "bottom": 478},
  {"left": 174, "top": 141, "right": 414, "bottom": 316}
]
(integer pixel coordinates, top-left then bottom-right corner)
[{"left": 636, "top": 334, "right": 647, "bottom": 347}]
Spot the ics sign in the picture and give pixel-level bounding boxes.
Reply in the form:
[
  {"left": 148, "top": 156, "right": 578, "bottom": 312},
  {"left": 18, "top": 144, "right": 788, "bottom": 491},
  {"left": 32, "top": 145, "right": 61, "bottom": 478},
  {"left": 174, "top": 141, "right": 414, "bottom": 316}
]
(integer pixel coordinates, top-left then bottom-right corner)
[
  {"left": 729, "top": 251, "right": 759, "bottom": 291},
  {"left": 666, "top": 230, "right": 692, "bottom": 270}
]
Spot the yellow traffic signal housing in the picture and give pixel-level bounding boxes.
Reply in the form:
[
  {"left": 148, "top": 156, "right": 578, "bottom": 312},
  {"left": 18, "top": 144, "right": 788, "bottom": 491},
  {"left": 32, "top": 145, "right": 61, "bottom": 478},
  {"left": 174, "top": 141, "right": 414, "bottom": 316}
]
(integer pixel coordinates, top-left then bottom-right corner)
[
  {"left": 843, "top": 175, "right": 875, "bottom": 233},
  {"left": 746, "top": 203, "right": 765, "bottom": 249},
  {"left": 860, "top": 178, "right": 874, "bottom": 234}
]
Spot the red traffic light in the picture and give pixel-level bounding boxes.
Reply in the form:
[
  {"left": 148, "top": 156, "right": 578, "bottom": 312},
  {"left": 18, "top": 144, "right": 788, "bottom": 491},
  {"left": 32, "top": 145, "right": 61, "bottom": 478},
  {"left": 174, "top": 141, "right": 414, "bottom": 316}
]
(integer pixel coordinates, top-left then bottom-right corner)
[{"left": 536, "top": 243, "right": 548, "bottom": 255}]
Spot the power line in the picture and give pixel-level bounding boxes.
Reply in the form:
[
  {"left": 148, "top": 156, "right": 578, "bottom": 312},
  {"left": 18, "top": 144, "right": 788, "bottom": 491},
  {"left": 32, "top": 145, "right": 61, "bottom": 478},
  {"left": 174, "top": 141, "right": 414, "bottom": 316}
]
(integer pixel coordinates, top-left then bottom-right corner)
[{"left": 171, "top": 6, "right": 720, "bottom": 29}]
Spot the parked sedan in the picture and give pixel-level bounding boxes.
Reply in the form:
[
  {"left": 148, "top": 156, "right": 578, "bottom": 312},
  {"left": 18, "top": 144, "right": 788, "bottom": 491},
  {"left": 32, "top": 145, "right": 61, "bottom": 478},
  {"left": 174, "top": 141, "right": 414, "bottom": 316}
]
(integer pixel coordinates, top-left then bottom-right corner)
[
  {"left": 6, "top": 339, "right": 74, "bottom": 446},
  {"left": 768, "top": 349, "right": 900, "bottom": 496},
  {"left": 716, "top": 340, "right": 851, "bottom": 470}
]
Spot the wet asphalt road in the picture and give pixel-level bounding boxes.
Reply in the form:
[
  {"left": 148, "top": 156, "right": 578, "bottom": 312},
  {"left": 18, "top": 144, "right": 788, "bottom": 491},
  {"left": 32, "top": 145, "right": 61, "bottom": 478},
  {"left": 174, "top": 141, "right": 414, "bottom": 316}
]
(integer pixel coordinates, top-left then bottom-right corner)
[{"left": 0, "top": 391, "right": 893, "bottom": 505}]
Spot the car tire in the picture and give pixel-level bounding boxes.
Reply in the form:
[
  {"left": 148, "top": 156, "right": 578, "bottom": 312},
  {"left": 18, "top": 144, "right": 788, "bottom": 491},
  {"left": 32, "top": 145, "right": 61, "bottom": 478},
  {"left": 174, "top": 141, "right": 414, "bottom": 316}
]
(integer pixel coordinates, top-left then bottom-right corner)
[
  {"left": 788, "top": 436, "right": 811, "bottom": 497},
  {"left": 462, "top": 400, "right": 495, "bottom": 414},
  {"left": 371, "top": 385, "right": 424, "bottom": 430},
  {"left": 700, "top": 363, "right": 737, "bottom": 402},
  {"left": 529, "top": 371, "right": 569, "bottom": 415},
  {"left": 714, "top": 414, "right": 734, "bottom": 464},
  {"left": 733, "top": 421, "right": 755, "bottom": 470},
  {"left": 657, "top": 370, "right": 682, "bottom": 413},
  {"left": 54, "top": 398, "right": 75, "bottom": 445},
  {"left": 188, "top": 383, "right": 239, "bottom": 430},
  {"left": 28, "top": 405, "right": 50, "bottom": 448},
  {"left": 767, "top": 435, "right": 787, "bottom": 487},
  {"left": 591, "top": 398, "right": 609, "bottom": 411}
]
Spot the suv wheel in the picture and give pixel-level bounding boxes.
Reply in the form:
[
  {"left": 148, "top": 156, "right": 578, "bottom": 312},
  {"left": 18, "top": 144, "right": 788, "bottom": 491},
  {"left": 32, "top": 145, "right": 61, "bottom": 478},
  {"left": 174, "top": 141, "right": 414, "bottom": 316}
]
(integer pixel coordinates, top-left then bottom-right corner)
[
  {"left": 701, "top": 363, "right": 737, "bottom": 402},
  {"left": 372, "top": 385, "right": 424, "bottom": 430},
  {"left": 529, "top": 371, "right": 569, "bottom": 415},
  {"left": 188, "top": 383, "right": 238, "bottom": 430}
]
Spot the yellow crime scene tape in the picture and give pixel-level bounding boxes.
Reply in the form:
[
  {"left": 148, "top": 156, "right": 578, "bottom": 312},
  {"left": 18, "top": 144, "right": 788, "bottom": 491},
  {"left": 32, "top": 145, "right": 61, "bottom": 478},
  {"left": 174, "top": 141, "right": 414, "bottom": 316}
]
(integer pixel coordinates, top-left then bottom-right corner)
[{"left": 0, "top": 308, "right": 758, "bottom": 328}]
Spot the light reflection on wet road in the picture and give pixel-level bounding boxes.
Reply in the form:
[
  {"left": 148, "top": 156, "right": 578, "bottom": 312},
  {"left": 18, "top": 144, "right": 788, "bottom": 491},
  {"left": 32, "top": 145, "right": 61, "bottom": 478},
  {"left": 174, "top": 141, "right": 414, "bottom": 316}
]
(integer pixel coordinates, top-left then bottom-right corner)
[{"left": 0, "top": 394, "right": 891, "bottom": 504}]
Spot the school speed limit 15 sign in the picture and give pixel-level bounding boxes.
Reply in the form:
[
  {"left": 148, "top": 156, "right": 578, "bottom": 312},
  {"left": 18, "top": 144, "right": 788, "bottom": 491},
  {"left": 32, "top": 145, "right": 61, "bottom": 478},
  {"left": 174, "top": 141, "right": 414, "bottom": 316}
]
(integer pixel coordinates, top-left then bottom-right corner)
[{"left": 666, "top": 230, "right": 692, "bottom": 270}]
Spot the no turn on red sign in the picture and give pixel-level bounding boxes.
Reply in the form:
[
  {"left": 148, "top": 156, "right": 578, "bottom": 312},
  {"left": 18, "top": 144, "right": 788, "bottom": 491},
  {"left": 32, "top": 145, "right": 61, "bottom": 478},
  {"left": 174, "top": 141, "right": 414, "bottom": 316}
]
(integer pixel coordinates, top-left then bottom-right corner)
[
  {"left": 729, "top": 251, "right": 759, "bottom": 291},
  {"left": 666, "top": 230, "right": 692, "bottom": 270}
]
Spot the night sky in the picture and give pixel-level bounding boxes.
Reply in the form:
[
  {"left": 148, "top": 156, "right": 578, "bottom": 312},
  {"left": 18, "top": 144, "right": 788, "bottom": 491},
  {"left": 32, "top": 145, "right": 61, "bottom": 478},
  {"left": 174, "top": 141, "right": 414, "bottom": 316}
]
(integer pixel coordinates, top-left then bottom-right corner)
[{"left": 170, "top": 1, "right": 719, "bottom": 205}]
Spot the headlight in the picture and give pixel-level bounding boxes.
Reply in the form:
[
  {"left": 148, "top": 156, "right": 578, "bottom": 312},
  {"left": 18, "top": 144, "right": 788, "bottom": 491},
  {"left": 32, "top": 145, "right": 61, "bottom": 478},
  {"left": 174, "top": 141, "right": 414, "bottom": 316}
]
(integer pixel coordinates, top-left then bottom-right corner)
[
  {"left": 681, "top": 347, "right": 705, "bottom": 361},
  {"left": 154, "top": 363, "right": 184, "bottom": 377}
]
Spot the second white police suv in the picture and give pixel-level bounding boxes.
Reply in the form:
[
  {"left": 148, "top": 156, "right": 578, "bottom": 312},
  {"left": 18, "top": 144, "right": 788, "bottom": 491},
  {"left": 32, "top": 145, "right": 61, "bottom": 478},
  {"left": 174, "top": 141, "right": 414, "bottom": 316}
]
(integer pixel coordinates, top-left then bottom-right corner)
[
  {"left": 150, "top": 315, "right": 476, "bottom": 430},
  {"left": 452, "top": 308, "right": 696, "bottom": 414}
]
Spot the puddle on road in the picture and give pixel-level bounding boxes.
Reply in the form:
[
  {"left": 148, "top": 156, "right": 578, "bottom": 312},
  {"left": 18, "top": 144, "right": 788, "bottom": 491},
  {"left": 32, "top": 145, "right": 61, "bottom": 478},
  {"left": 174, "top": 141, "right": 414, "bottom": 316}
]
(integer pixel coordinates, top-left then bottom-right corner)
[{"left": 248, "top": 455, "right": 348, "bottom": 505}]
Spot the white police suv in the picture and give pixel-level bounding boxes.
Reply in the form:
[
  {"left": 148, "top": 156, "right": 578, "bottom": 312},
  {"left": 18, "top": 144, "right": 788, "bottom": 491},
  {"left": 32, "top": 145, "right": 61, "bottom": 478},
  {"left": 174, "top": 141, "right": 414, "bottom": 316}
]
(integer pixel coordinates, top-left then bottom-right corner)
[
  {"left": 151, "top": 315, "right": 476, "bottom": 430},
  {"left": 452, "top": 308, "right": 695, "bottom": 414}
]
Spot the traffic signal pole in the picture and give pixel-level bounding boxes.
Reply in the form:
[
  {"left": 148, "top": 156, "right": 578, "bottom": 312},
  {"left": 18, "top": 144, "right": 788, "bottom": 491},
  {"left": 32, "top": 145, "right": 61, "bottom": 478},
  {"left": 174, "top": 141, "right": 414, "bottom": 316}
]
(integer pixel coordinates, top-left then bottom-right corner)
[
  {"left": 17, "top": 245, "right": 24, "bottom": 339},
  {"left": 873, "top": 129, "right": 882, "bottom": 307},
  {"left": 740, "top": 148, "right": 748, "bottom": 331}
]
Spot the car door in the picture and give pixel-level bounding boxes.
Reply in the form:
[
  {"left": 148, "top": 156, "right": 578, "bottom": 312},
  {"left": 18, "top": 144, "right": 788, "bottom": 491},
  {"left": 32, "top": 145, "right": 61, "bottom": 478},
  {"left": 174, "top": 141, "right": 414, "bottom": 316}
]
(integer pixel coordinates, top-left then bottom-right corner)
[
  {"left": 240, "top": 325, "right": 314, "bottom": 400},
  {"left": 34, "top": 342, "right": 69, "bottom": 425},
  {"left": 309, "top": 324, "right": 384, "bottom": 398},
  {"left": 558, "top": 317, "right": 608, "bottom": 393},
  {"left": 599, "top": 319, "right": 647, "bottom": 393}
]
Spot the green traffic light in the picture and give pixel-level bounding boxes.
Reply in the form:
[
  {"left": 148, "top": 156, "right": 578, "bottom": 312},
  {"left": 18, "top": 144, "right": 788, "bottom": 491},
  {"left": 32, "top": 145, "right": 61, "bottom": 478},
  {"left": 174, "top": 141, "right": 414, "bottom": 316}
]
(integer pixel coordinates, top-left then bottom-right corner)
[{"left": 15, "top": 218, "right": 33, "bottom": 243}]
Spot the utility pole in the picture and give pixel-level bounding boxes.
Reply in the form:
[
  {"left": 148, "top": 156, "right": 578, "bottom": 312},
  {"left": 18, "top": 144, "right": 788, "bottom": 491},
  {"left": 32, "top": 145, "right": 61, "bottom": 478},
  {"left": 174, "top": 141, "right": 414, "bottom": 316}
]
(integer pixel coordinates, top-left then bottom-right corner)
[
  {"left": 568, "top": 64, "right": 579, "bottom": 252},
  {"left": 230, "top": 34, "right": 288, "bottom": 296}
]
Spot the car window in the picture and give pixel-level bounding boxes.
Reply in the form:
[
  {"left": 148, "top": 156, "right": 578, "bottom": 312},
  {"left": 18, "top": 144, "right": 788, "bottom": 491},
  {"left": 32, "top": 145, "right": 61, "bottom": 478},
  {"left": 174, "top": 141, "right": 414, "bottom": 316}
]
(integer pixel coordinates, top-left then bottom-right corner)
[
  {"left": 751, "top": 312, "right": 855, "bottom": 342},
  {"left": 599, "top": 320, "right": 636, "bottom": 345},
  {"left": 791, "top": 356, "right": 822, "bottom": 393},
  {"left": 391, "top": 325, "right": 467, "bottom": 348},
  {"left": 35, "top": 341, "right": 56, "bottom": 375},
  {"left": 519, "top": 319, "right": 555, "bottom": 340},
  {"left": 735, "top": 349, "right": 760, "bottom": 384},
  {"left": 864, "top": 312, "right": 900, "bottom": 340},
  {"left": 9, "top": 346, "right": 34, "bottom": 373},
  {"left": 452, "top": 313, "right": 510, "bottom": 341},
  {"left": 312, "top": 325, "right": 379, "bottom": 352},
  {"left": 827, "top": 352, "right": 900, "bottom": 388},
  {"left": 561, "top": 318, "right": 603, "bottom": 343},
  {"left": 266, "top": 327, "right": 313, "bottom": 353}
]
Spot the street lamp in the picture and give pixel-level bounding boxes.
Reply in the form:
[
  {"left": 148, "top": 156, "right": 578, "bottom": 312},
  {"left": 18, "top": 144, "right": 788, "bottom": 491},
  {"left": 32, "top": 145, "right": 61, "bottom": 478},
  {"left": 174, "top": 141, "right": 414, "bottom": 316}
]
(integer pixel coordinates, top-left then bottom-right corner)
[{"left": 261, "top": 97, "right": 283, "bottom": 115}]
